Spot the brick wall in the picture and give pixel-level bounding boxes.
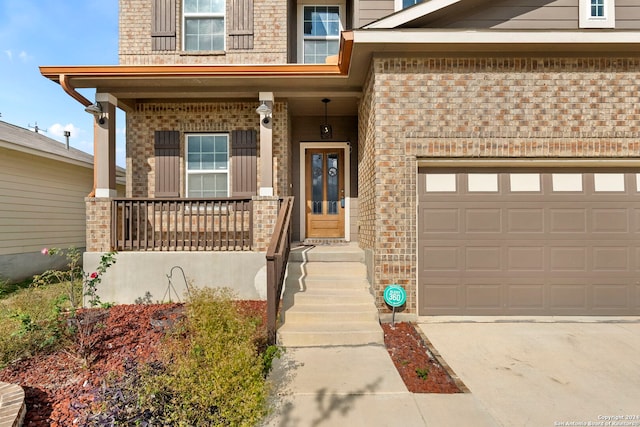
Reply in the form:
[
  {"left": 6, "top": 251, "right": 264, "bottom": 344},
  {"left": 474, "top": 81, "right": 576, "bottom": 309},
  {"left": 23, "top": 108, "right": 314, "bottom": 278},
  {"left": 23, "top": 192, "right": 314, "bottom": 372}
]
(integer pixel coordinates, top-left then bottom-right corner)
[
  {"left": 252, "top": 196, "right": 280, "bottom": 251},
  {"left": 119, "top": 0, "right": 288, "bottom": 65},
  {"left": 126, "top": 101, "right": 290, "bottom": 199},
  {"left": 363, "top": 56, "right": 640, "bottom": 314},
  {"left": 85, "top": 198, "right": 112, "bottom": 252}
]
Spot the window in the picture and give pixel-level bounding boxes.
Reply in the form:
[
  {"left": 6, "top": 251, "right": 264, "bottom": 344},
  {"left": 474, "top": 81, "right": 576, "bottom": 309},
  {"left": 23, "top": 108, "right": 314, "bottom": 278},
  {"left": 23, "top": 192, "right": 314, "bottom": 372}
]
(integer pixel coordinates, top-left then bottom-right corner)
[
  {"left": 579, "top": 0, "right": 615, "bottom": 28},
  {"left": 183, "top": 0, "right": 225, "bottom": 51},
  {"left": 301, "top": 5, "right": 341, "bottom": 64},
  {"left": 397, "top": 0, "right": 422, "bottom": 10},
  {"left": 186, "top": 134, "right": 229, "bottom": 197}
]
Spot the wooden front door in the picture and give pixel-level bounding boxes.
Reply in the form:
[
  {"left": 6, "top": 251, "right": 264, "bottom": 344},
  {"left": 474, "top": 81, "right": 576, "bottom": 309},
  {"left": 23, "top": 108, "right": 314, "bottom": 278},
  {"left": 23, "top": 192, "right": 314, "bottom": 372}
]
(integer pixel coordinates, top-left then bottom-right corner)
[{"left": 305, "top": 148, "right": 345, "bottom": 238}]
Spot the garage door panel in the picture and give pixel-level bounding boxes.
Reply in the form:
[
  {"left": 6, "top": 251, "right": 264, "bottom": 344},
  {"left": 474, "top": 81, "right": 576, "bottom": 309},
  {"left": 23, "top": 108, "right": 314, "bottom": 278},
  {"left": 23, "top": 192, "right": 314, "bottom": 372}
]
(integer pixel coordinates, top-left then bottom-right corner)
[
  {"left": 421, "top": 208, "right": 460, "bottom": 233},
  {"left": 549, "top": 209, "right": 587, "bottom": 233},
  {"left": 465, "top": 246, "right": 501, "bottom": 271},
  {"left": 419, "top": 168, "right": 640, "bottom": 316},
  {"left": 592, "top": 284, "right": 630, "bottom": 309},
  {"left": 465, "top": 208, "right": 502, "bottom": 233},
  {"left": 592, "top": 247, "right": 629, "bottom": 271},
  {"left": 422, "top": 246, "right": 460, "bottom": 271},
  {"left": 592, "top": 209, "right": 629, "bottom": 233},
  {"left": 507, "top": 284, "right": 545, "bottom": 310},
  {"left": 507, "top": 246, "right": 545, "bottom": 271},
  {"left": 549, "top": 247, "right": 587, "bottom": 271},
  {"left": 507, "top": 209, "right": 544, "bottom": 233},
  {"left": 549, "top": 284, "right": 588, "bottom": 311}
]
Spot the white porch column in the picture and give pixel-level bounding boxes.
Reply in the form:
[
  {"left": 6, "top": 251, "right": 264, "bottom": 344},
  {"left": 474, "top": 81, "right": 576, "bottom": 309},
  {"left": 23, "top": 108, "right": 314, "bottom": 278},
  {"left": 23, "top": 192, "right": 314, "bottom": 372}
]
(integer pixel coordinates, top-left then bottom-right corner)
[
  {"left": 259, "top": 91, "right": 274, "bottom": 196},
  {"left": 94, "top": 93, "right": 117, "bottom": 198}
]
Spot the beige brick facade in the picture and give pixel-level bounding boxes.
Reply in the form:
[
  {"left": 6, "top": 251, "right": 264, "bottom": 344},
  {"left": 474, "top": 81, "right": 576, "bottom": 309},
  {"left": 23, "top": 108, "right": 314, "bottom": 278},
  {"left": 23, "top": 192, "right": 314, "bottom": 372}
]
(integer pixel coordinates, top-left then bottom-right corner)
[
  {"left": 361, "top": 56, "right": 640, "bottom": 313},
  {"left": 85, "top": 198, "right": 112, "bottom": 252},
  {"left": 252, "top": 196, "right": 281, "bottom": 252},
  {"left": 126, "top": 101, "right": 290, "bottom": 199},
  {"left": 119, "top": 0, "right": 288, "bottom": 65}
]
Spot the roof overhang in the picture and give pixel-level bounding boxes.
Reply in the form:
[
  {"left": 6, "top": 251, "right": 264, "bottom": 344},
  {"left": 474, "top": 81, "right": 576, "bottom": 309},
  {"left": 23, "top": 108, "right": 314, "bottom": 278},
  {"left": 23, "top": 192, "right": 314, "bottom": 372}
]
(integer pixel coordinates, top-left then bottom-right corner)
[{"left": 40, "top": 29, "right": 640, "bottom": 116}]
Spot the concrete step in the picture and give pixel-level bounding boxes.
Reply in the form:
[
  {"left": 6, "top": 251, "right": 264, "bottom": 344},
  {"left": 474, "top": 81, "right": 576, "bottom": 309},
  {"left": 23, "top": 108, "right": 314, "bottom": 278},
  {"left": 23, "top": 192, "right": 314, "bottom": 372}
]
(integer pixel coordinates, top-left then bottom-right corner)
[
  {"left": 289, "top": 244, "right": 365, "bottom": 263},
  {"left": 283, "top": 303, "right": 379, "bottom": 323},
  {"left": 277, "top": 321, "right": 384, "bottom": 347},
  {"left": 287, "top": 261, "right": 366, "bottom": 279},
  {"left": 285, "top": 276, "right": 371, "bottom": 291},
  {"left": 283, "top": 288, "right": 376, "bottom": 305}
]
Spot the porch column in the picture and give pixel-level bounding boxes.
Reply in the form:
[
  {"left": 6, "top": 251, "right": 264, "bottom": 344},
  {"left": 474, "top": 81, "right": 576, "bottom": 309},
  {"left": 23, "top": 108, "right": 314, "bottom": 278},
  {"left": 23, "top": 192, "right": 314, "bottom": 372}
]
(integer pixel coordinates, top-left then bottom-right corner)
[
  {"left": 94, "top": 92, "right": 117, "bottom": 198},
  {"left": 259, "top": 91, "right": 274, "bottom": 196}
]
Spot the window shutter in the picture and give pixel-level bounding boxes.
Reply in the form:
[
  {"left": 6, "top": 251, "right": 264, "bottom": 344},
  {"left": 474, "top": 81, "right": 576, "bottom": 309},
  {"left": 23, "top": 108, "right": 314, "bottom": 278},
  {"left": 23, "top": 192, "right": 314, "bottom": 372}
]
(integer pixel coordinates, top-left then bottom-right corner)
[
  {"left": 229, "top": 0, "right": 254, "bottom": 50},
  {"left": 152, "top": 0, "right": 176, "bottom": 51},
  {"left": 155, "top": 131, "right": 180, "bottom": 197},
  {"left": 231, "top": 130, "right": 257, "bottom": 197}
]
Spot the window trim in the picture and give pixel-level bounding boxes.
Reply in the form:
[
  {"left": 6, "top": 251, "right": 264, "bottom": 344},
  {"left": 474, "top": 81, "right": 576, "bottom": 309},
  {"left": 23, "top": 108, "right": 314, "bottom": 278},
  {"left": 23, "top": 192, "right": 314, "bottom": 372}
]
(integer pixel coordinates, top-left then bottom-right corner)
[
  {"left": 394, "top": 0, "right": 422, "bottom": 12},
  {"left": 185, "top": 133, "right": 230, "bottom": 198},
  {"left": 297, "top": 1, "right": 345, "bottom": 64},
  {"left": 579, "top": 0, "right": 615, "bottom": 28},
  {"left": 182, "top": 0, "right": 226, "bottom": 52}
]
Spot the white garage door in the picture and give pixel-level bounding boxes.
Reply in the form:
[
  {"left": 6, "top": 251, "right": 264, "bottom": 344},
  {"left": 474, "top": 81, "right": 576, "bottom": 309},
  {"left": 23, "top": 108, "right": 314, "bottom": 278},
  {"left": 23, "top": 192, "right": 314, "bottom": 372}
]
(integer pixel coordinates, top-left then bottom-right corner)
[{"left": 418, "top": 168, "right": 640, "bottom": 315}]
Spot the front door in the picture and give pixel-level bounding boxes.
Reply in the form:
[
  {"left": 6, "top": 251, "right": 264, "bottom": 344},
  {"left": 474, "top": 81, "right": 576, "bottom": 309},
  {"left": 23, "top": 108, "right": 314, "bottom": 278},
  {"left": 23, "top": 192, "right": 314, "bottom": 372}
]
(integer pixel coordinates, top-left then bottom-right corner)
[{"left": 305, "top": 148, "right": 345, "bottom": 238}]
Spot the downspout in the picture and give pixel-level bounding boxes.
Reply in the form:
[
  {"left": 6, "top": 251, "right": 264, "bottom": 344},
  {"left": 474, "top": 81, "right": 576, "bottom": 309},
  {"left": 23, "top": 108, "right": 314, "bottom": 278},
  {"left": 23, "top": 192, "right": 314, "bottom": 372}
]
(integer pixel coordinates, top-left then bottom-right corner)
[{"left": 60, "top": 74, "right": 98, "bottom": 197}]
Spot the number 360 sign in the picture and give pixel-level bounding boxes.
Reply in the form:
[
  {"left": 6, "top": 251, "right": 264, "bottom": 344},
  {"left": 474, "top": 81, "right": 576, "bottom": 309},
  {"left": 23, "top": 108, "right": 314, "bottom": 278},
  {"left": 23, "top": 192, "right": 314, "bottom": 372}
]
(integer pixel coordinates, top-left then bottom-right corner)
[{"left": 383, "top": 285, "right": 407, "bottom": 308}]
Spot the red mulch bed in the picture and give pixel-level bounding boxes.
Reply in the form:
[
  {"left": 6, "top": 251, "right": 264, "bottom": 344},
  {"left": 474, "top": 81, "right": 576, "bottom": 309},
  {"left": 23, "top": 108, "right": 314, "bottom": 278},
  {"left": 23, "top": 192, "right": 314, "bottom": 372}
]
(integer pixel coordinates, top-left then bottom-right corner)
[
  {"left": 382, "top": 322, "right": 461, "bottom": 393},
  {"left": 1, "top": 305, "right": 458, "bottom": 426}
]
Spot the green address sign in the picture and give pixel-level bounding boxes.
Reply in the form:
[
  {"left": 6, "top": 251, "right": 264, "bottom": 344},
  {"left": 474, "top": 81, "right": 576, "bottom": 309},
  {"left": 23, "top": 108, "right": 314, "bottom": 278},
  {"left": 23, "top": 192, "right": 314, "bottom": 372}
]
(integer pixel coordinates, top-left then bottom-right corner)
[{"left": 383, "top": 285, "right": 406, "bottom": 308}]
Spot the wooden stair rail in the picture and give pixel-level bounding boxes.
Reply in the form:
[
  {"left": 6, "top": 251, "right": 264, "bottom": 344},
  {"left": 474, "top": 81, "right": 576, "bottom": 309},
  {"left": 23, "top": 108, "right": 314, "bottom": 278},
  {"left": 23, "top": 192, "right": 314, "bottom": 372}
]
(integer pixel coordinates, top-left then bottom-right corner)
[{"left": 266, "top": 197, "right": 294, "bottom": 345}]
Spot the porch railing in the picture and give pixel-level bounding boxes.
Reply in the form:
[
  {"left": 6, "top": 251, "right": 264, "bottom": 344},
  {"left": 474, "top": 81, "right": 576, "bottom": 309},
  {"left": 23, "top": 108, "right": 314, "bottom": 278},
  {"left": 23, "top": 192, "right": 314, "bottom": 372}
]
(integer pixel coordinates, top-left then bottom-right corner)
[
  {"left": 111, "top": 198, "right": 253, "bottom": 251},
  {"left": 266, "top": 196, "right": 294, "bottom": 345}
]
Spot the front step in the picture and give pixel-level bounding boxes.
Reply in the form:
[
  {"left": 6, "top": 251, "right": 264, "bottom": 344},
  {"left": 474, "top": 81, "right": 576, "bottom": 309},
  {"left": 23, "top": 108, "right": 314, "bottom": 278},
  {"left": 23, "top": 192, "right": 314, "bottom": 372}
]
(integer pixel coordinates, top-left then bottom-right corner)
[{"left": 277, "top": 244, "right": 383, "bottom": 347}]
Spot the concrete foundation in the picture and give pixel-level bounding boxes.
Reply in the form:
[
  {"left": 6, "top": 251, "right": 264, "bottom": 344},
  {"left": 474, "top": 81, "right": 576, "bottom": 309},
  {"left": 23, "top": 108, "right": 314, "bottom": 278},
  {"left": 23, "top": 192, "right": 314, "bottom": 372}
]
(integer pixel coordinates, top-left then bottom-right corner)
[{"left": 83, "top": 251, "right": 268, "bottom": 305}]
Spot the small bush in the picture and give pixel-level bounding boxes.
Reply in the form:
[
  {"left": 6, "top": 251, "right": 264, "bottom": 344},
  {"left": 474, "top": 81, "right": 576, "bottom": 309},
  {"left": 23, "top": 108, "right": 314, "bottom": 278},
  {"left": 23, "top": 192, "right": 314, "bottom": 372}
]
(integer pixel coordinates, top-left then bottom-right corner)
[
  {"left": 137, "top": 288, "right": 271, "bottom": 426},
  {"left": 0, "top": 281, "right": 74, "bottom": 368}
]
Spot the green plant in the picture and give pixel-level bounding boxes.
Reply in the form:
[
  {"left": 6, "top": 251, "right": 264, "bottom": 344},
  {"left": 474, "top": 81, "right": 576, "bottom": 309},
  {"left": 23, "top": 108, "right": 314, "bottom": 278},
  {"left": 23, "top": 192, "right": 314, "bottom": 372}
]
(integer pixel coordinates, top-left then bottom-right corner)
[
  {"left": 0, "top": 281, "right": 73, "bottom": 368},
  {"left": 138, "top": 288, "right": 271, "bottom": 426},
  {"left": 416, "top": 367, "right": 430, "bottom": 380},
  {"left": 33, "top": 247, "right": 117, "bottom": 310}
]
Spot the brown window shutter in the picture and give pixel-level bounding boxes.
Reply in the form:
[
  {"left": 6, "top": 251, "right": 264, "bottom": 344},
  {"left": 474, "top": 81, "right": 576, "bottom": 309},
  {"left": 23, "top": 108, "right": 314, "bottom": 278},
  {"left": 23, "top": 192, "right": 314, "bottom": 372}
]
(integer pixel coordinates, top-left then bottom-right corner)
[
  {"left": 155, "top": 131, "right": 180, "bottom": 197},
  {"left": 228, "top": 0, "right": 254, "bottom": 50},
  {"left": 231, "top": 130, "right": 257, "bottom": 197},
  {"left": 152, "top": 0, "right": 177, "bottom": 51}
]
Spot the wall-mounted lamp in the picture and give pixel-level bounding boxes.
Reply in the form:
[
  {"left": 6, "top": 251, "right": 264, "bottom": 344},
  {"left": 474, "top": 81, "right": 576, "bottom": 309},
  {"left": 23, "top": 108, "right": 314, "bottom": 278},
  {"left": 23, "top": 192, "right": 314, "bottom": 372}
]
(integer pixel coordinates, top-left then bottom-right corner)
[
  {"left": 256, "top": 101, "right": 272, "bottom": 125},
  {"left": 84, "top": 102, "right": 105, "bottom": 124},
  {"left": 320, "top": 98, "right": 332, "bottom": 139}
]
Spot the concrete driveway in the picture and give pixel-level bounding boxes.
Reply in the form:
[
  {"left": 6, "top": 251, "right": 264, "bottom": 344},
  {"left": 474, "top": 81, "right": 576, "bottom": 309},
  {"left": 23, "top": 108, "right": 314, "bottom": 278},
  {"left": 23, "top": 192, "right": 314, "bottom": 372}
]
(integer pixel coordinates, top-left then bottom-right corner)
[{"left": 418, "top": 320, "right": 640, "bottom": 427}]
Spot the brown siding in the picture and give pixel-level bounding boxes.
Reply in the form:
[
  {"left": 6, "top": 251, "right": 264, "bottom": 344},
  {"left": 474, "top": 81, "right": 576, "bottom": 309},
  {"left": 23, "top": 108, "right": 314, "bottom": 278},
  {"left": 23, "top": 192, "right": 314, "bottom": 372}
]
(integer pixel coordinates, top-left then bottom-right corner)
[
  {"left": 617, "top": 0, "right": 640, "bottom": 29},
  {"left": 154, "top": 130, "right": 180, "bottom": 197},
  {"left": 229, "top": 0, "right": 254, "bottom": 50},
  {"left": 440, "top": 0, "right": 580, "bottom": 30},
  {"left": 151, "top": 0, "right": 177, "bottom": 51},
  {"left": 355, "top": 0, "right": 394, "bottom": 28},
  {"left": 231, "top": 129, "right": 257, "bottom": 196}
]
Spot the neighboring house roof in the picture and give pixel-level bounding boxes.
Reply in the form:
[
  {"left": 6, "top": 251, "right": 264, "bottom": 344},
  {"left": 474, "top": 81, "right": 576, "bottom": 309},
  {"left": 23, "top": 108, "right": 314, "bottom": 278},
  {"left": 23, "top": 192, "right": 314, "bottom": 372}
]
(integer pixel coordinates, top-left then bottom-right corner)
[{"left": 0, "top": 120, "right": 125, "bottom": 177}]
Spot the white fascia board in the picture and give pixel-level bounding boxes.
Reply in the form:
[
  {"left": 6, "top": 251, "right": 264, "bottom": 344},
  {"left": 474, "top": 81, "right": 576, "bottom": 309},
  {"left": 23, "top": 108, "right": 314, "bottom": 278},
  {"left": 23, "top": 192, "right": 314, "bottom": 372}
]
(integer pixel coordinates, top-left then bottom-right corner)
[
  {"left": 364, "top": 0, "right": 462, "bottom": 29},
  {"left": 353, "top": 29, "right": 640, "bottom": 46}
]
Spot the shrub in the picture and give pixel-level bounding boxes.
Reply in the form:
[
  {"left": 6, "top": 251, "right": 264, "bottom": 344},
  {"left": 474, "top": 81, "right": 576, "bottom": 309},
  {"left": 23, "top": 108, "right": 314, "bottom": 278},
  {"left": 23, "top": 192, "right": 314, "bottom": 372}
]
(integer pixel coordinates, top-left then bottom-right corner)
[
  {"left": 138, "top": 288, "right": 271, "bottom": 426},
  {"left": 0, "top": 281, "right": 74, "bottom": 368}
]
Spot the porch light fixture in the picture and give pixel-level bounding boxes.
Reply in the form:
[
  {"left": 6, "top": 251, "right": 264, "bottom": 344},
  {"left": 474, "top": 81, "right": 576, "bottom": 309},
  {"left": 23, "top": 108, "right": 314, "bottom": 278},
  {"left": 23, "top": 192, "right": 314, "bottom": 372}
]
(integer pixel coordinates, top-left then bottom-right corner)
[
  {"left": 84, "top": 102, "right": 105, "bottom": 124},
  {"left": 320, "top": 98, "right": 332, "bottom": 139},
  {"left": 256, "top": 101, "right": 272, "bottom": 124}
]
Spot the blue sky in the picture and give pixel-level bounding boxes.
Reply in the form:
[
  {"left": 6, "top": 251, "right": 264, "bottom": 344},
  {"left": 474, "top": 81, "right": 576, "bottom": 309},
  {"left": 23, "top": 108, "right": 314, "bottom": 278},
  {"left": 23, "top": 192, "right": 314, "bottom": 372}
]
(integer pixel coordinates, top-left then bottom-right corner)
[{"left": 0, "top": 0, "right": 126, "bottom": 166}]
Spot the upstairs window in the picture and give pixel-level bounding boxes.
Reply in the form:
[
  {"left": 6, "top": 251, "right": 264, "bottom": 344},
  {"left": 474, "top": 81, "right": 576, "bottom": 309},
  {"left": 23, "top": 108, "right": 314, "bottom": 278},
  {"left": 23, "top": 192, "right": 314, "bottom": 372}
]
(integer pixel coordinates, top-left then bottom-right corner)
[
  {"left": 398, "top": 0, "right": 422, "bottom": 10},
  {"left": 183, "top": 0, "right": 225, "bottom": 51},
  {"left": 301, "top": 5, "right": 341, "bottom": 64},
  {"left": 579, "top": 0, "right": 615, "bottom": 28},
  {"left": 186, "top": 134, "right": 229, "bottom": 197}
]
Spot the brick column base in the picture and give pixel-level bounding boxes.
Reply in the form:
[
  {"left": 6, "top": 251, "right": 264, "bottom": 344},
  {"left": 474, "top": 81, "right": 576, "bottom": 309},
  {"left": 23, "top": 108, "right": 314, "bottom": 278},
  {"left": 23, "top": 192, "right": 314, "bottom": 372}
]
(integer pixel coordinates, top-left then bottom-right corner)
[
  {"left": 252, "top": 196, "right": 280, "bottom": 252},
  {"left": 85, "top": 197, "right": 112, "bottom": 252}
]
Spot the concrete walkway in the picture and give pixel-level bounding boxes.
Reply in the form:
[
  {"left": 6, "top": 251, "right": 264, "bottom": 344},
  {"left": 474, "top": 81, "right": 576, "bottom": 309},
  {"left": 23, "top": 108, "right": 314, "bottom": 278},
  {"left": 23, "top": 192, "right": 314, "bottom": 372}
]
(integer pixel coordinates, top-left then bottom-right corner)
[
  {"left": 418, "top": 319, "right": 640, "bottom": 427},
  {"left": 263, "top": 344, "right": 498, "bottom": 426}
]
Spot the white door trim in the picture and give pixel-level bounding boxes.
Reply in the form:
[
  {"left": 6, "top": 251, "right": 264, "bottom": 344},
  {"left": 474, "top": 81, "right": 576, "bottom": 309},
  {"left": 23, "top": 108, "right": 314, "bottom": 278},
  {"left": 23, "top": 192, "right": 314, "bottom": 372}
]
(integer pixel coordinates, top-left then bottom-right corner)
[{"left": 299, "top": 142, "right": 350, "bottom": 241}]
